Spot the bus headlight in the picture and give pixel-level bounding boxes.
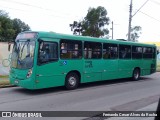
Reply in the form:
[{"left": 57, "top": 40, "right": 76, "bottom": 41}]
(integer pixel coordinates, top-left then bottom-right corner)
[{"left": 27, "top": 69, "right": 32, "bottom": 78}]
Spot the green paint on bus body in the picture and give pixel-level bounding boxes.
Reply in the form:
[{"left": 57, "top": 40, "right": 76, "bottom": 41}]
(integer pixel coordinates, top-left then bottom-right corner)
[{"left": 9, "top": 31, "right": 157, "bottom": 90}]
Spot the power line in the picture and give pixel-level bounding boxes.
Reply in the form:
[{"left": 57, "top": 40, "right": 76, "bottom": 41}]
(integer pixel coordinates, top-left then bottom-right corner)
[
  {"left": 0, "top": 5, "right": 74, "bottom": 31},
  {"left": 0, "top": 0, "right": 79, "bottom": 18},
  {"left": 132, "top": 0, "right": 150, "bottom": 17},
  {"left": 124, "top": 0, "right": 160, "bottom": 23},
  {"left": 139, "top": 11, "right": 160, "bottom": 22},
  {"left": 0, "top": 0, "right": 44, "bottom": 10},
  {"left": 0, "top": 5, "right": 76, "bottom": 20},
  {"left": 0, "top": 5, "right": 27, "bottom": 13},
  {"left": 0, "top": 0, "right": 79, "bottom": 19}
]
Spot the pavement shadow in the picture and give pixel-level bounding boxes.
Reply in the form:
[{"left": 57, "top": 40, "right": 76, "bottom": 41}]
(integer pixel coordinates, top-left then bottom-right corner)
[
  {"left": 12, "top": 76, "right": 151, "bottom": 96},
  {"left": 12, "top": 86, "right": 67, "bottom": 95},
  {"left": 79, "top": 76, "right": 151, "bottom": 89}
]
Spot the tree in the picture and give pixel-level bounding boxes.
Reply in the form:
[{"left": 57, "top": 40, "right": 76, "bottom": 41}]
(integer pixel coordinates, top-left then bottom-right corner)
[
  {"left": 0, "top": 10, "right": 31, "bottom": 42},
  {"left": 129, "top": 26, "right": 142, "bottom": 42},
  {"left": 0, "top": 10, "right": 9, "bottom": 17},
  {"left": 0, "top": 10, "right": 15, "bottom": 42},
  {"left": 69, "top": 21, "right": 82, "bottom": 35},
  {"left": 12, "top": 18, "right": 31, "bottom": 39},
  {"left": 70, "top": 6, "right": 110, "bottom": 38}
]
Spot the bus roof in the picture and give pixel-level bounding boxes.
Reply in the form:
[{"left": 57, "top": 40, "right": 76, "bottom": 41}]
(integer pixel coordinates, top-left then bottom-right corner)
[{"left": 22, "top": 31, "right": 156, "bottom": 47}]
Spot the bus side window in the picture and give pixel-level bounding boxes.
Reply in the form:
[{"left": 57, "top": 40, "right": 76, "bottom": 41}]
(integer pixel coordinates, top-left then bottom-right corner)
[
  {"left": 119, "top": 45, "right": 131, "bottom": 59},
  {"left": 103, "top": 43, "right": 118, "bottom": 59},
  {"left": 132, "top": 46, "right": 142, "bottom": 59},
  {"left": 60, "top": 39, "right": 82, "bottom": 59},
  {"left": 143, "top": 47, "right": 153, "bottom": 59},
  {"left": 84, "top": 41, "right": 102, "bottom": 59}
]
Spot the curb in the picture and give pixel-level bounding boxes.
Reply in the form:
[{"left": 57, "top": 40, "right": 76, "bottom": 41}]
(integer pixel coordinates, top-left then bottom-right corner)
[{"left": 0, "top": 85, "right": 16, "bottom": 88}]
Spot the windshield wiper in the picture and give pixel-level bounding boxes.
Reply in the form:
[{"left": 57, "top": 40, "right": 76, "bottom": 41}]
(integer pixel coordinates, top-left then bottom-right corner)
[{"left": 19, "top": 39, "right": 30, "bottom": 60}]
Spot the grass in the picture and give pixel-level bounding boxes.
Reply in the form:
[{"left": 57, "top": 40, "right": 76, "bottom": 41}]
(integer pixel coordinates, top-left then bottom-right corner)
[
  {"left": 0, "top": 75, "right": 8, "bottom": 78},
  {"left": 0, "top": 80, "right": 10, "bottom": 86},
  {"left": 0, "top": 76, "right": 10, "bottom": 87}
]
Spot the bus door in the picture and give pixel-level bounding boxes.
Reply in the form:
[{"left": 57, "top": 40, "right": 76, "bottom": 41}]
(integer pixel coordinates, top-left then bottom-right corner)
[
  {"left": 35, "top": 39, "right": 64, "bottom": 89},
  {"left": 102, "top": 60, "right": 119, "bottom": 80},
  {"left": 83, "top": 42, "right": 102, "bottom": 82},
  {"left": 83, "top": 59, "right": 102, "bottom": 82},
  {"left": 118, "top": 45, "right": 132, "bottom": 78}
]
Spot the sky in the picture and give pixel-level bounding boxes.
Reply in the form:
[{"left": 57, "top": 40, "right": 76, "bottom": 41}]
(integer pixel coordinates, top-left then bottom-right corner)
[{"left": 0, "top": 0, "right": 160, "bottom": 42}]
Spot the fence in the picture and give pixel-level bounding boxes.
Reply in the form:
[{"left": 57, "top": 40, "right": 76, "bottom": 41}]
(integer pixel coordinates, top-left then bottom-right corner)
[{"left": 0, "top": 42, "right": 12, "bottom": 76}]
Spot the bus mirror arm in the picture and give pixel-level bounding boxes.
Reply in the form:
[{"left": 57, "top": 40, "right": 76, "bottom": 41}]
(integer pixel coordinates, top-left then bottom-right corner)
[
  {"left": 8, "top": 41, "right": 14, "bottom": 52},
  {"left": 38, "top": 39, "right": 43, "bottom": 43}
]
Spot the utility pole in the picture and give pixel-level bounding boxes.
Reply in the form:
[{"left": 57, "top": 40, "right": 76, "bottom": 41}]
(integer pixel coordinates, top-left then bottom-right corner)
[
  {"left": 127, "top": 0, "right": 149, "bottom": 41},
  {"left": 128, "top": 0, "right": 132, "bottom": 41},
  {"left": 112, "top": 21, "right": 114, "bottom": 39}
]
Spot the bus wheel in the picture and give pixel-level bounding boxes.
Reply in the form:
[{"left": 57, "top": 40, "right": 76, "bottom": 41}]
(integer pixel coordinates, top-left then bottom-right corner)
[
  {"left": 132, "top": 68, "right": 140, "bottom": 80},
  {"left": 65, "top": 72, "right": 79, "bottom": 90}
]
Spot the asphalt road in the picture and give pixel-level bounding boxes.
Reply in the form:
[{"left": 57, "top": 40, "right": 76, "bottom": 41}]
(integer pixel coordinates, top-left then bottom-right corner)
[{"left": 0, "top": 72, "right": 160, "bottom": 120}]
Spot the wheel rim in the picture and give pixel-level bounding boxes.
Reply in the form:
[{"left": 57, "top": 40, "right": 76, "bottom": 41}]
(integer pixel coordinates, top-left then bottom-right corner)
[
  {"left": 134, "top": 70, "right": 139, "bottom": 79},
  {"left": 68, "top": 76, "right": 76, "bottom": 86}
]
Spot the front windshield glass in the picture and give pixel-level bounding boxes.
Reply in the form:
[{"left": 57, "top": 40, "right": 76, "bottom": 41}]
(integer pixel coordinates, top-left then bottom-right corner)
[{"left": 11, "top": 40, "right": 35, "bottom": 69}]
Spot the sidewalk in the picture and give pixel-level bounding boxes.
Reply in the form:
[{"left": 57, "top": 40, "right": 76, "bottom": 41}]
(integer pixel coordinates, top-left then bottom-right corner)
[{"left": 106, "top": 102, "right": 158, "bottom": 120}]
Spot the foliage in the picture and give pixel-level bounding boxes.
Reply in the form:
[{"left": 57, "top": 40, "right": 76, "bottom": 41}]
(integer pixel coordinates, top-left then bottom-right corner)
[
  {"left": 129, "top": 26, "right": 142, "bottom": 42},
  {"left": 70, "top": 6, "right": 110, "bottom": 38},
  {"left": 0, "top": 10, "right": 31, "bottom": 42},
  {"left": 0, "top": 10, "right": 9, "bottom": 17},
  {"left": 12, "top": 18, "right": 31, "bottom": 39},
  {"left": 70, "top": 21, "right": 82, "bottom": 35},
  {"left": 0, "top": 12, "right": 15, "bottom": 42}
]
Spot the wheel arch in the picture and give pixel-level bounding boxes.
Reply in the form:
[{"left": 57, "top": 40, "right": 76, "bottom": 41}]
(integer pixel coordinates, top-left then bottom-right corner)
[
  {"left": 134, "top": 67, "right": 141, "bottom": 75},
  {"left": 132, "top": 67, "right": 141, "bottom": 81}
]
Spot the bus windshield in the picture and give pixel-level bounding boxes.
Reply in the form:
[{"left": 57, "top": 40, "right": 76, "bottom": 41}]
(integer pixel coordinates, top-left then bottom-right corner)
[{"left": 11, "top": 40, "right": 35, "bottom": 69}]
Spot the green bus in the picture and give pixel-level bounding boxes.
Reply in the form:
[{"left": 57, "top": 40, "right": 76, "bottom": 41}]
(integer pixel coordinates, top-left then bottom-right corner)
[{"left": 9, "top": 31, "right": 157, "bottom": 90}]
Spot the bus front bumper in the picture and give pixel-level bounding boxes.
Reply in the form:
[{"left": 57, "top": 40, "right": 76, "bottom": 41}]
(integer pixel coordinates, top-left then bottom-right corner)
[{"left": 9, "top": 76, "right": 35, "bottom": 90}]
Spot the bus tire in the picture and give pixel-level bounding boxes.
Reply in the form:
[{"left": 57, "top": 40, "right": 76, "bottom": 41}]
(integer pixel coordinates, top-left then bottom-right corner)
[
  {"left": 65, "top": 72, "right": 79, "bottom": 90},
  {"left": 132, "top": 68, "right": 140, "bottom": 80}
]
